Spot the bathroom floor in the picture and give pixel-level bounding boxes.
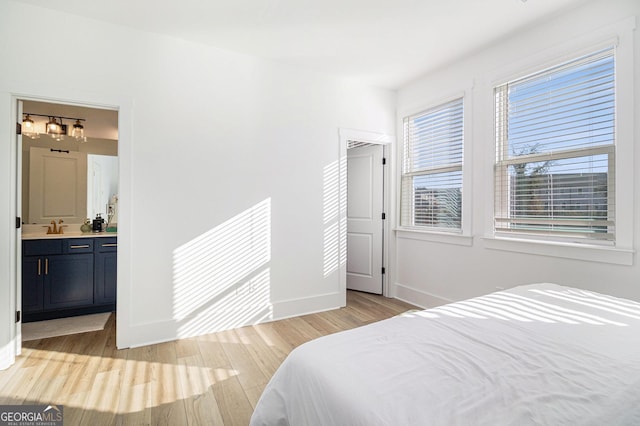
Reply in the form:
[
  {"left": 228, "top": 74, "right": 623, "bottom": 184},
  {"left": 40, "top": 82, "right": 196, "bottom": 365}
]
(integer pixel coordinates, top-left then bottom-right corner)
[{"left": 21, "top": 312, "right": 112, "bottom": 341}]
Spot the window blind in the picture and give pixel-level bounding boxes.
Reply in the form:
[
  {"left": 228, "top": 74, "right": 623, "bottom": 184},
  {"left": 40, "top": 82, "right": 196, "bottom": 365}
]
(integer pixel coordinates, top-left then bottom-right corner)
[
  {"left": 401, "top": 98, "right": 463, "bottom": 229},
  {"left": 494, "top": 47, "right": 615, "bottom": 242}
]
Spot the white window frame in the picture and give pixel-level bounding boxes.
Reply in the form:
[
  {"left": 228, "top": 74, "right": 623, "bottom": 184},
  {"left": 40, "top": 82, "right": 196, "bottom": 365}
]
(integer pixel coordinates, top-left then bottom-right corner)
[
  {"left": 494, "top": 47, "right": 616, "bottom": 244},
  {"left": 397, "top": 88, "right": 473, "bottom": 246},
  {"left": 483, "top": 18, "right": 635, "bottom": 265}
]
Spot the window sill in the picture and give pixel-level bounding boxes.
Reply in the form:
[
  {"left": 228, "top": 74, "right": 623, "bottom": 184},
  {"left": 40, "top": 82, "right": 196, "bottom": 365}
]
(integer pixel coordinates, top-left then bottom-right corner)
[
  {"left": 482, "top": 236, "right": 634, "bottom": 265},
  {"left": 395, "top": 228, "right": 473, "bottom": 246}
]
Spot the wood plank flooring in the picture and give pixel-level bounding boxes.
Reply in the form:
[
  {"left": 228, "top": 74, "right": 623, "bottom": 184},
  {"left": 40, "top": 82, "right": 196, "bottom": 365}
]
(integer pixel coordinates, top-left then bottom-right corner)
[{"left": 0, "top": 291, "right": 416, "bottom": 425}]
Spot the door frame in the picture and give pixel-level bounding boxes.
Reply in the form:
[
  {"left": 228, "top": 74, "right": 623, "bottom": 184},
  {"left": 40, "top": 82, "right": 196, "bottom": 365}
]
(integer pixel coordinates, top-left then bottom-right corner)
[
  {"left": 346, "top": 143, "right": 384, "bottom": 294},
  {"left": 338, "top": 128, "right": 395, "bottom": 297},
  {"left": 2, "top": 88, "right": 132, "bottom": 370}
]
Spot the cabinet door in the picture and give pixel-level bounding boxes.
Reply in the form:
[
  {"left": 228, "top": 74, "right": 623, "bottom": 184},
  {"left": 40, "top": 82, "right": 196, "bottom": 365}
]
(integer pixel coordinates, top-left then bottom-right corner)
[
  {"left": 44, "top": 254, "right": 94, "bottom": 310},
  {"left": 94, "top": 251, "right": 117, "bottom": 304},
  {"left": 22, "top": 256, "right": 44, "bottom": 312}
]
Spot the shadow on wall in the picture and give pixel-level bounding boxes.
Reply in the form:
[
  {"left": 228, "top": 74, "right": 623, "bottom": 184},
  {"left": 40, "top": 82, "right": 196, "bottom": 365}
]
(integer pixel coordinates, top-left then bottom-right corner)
[
  {"left": 172, "top": 198, "right": 272, "bottom": 339},
  {"left": 323, "top": 158, "right": 347, "bottom": 278}
]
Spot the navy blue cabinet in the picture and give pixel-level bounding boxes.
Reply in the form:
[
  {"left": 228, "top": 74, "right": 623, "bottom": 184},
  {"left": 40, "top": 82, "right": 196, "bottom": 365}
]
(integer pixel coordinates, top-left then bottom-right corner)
[
  {"left": 44, "top": 253, "right": 94, "bottom": 310},
  {"left": 94, "top": 238, "right": 117, "bottom": 305},
  {"left": 22, "top": 239, "right": 63, "bottom": 316},
  {"left": 22, "top": 237, "right": 117, "bottom": 322},
  {"left": 22, "top": 256, "right": 44, "bottom": 313}
]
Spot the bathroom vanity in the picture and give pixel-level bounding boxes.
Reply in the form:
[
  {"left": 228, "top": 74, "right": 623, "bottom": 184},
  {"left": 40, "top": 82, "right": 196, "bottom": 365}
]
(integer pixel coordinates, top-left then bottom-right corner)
[{"left": 22, "top": 233, "right": 117, "bottom": 322}]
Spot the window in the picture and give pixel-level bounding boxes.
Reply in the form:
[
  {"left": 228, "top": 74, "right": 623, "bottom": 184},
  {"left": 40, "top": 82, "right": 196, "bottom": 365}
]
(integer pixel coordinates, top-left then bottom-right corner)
[
  {"left": 494, "top": 47, "right": 615, "bottom": 243},
  {"left": 401, "top": 98, "right": 463, "bottom": 231}
]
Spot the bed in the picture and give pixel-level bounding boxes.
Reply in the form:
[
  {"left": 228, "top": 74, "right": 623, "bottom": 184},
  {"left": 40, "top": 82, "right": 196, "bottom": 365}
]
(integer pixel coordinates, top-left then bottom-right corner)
[{"left": 250, "top": 283, "right": 640, "bottom": 425}]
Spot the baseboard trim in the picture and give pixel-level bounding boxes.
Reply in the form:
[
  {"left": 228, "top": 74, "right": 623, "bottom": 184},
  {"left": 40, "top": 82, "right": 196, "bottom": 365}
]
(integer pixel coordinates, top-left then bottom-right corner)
[
  {"left": 393, "top": 283, "right": 452, "bottom": 309},
  {"left": 0, "top": 343, "right": 15, "bottom": 371},
  {"left": 124, "top": 291, "right": 345, "bottom": 348},
  {"left": 271, "top": 291, "right": 345, "bottom": 320}
]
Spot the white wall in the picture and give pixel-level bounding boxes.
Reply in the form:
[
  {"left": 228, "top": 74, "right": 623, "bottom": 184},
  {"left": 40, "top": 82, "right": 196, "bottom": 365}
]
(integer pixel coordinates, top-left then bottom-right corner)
[
  {"left": 0, "top": 0, "right": 395, "bottom": 362},
  {"left": 394, "top": 0, "right": 640, "bottom": 306}
]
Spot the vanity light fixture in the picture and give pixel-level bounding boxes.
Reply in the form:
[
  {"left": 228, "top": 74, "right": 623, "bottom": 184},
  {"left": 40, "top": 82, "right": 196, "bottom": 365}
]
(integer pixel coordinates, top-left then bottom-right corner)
[
  {"left": 22, "top": 114, "right": 34, "bottom": 130},
  {"left": 46, "top": 116, "right": 65, "bottom": 140},
  {"left": 22, "top": 114, "right": 40, "bottom": 139},
  {"left": 71, "top": 119, "right": 85, "bottom": 140},
  {"left": 22, "top": 113, "right": 86, "bottom": 141}
]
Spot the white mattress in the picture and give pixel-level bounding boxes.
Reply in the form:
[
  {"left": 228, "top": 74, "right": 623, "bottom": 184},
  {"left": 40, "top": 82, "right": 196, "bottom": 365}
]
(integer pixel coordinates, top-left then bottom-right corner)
[{"left": 250, "top": 283, "right": 640, "bottom": 425}]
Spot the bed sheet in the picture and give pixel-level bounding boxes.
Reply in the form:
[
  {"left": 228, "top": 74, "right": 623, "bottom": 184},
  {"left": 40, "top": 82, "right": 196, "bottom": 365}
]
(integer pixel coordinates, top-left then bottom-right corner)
[{"left": 250, "top": 283, "right": 640, "bottom": 426}]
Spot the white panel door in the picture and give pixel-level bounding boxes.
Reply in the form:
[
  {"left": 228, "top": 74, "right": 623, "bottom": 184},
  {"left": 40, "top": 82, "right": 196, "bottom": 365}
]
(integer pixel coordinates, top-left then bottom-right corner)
[
  {"left": 29, "top": 147, "right": 87, "bottom": 224},
  {"left": 347, "top": 144, "right": 384, "bottom": 294}
]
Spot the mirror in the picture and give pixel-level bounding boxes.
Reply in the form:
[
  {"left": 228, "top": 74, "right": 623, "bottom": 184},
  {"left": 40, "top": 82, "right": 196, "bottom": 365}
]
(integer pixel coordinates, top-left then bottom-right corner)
[
  {"left": 87, "top": 154, "right": 119, "bottom": 222},
  {"left": 20, "top": 100, "right": 119, "bottom": 227},
  {"left": 22, "top": 137, "right": 119, "bottom": 225}
]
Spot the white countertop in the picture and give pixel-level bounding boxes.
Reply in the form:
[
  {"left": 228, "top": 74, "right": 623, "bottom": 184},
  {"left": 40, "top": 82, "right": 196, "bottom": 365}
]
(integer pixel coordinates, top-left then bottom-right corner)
[
  {"left": 22, "top": 231, "right": 117, "bottom": 240},
  {"left": 21, "top": 224, "right": 117, "bottom": 240}
]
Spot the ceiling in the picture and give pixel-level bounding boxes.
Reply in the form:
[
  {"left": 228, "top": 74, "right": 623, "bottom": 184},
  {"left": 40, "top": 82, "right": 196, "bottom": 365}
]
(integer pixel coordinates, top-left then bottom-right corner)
[{"left": 15, "top": 0, "right": 586, "bottom": 89}]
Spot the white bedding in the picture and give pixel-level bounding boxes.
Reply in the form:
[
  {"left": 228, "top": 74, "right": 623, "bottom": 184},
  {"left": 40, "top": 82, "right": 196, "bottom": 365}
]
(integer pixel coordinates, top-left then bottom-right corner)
[{"left": 250, "top": 283, "right": 640, "bottom": 425}]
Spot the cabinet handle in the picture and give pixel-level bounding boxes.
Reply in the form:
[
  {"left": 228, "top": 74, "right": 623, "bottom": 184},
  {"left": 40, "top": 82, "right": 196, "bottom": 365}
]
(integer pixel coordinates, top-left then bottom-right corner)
[
  {"left": 70, "top": 244, "right": 90, "bottom": 249},
  {"left": 45, "top": 258, "right": 49, "bottom": 275},
  {"left": 102, "top": 243, "right": 118, "bottom": 247},
  {"left": 37, "top": 259, "right": 41, "bottom": 276}
]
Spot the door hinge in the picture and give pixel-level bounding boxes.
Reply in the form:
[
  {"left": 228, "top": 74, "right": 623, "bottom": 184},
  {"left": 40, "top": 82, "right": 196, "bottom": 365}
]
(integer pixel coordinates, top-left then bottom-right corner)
[
  {"left": 382, "top": 157, "right": 386, "bottom": 165},
  {"left": 381, "top": 212, "right": 386, "bottom": 220},
  {"left": 381, "top": 267, "right": 386, "bottom": 275},
  {"left": 15, "top": 311, "right": 21, "bottom": 323},
  {"left": 16, "top": 122, "right": 22, "bottom": 135},
  {"left": 16, "top": 217, "right": 21, "bottom": 229}
]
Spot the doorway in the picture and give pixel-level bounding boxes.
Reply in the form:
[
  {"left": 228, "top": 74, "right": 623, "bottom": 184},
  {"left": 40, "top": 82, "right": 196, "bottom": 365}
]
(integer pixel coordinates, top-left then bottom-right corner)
[
  {"left": 18, "top": 99, "right": 119, "bottom": 341},
  {"left": 338, "top": 128, "right": 394, "bottom": 297},
  {"left": 346, "top": 142, "right": 385, "bottom": 294}
]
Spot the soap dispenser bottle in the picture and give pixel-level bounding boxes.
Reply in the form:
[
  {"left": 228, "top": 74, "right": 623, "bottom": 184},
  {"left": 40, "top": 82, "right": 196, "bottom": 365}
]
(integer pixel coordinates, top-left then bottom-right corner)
[{"left": 92, "top": 213, "right": 105, "bottom": 232}]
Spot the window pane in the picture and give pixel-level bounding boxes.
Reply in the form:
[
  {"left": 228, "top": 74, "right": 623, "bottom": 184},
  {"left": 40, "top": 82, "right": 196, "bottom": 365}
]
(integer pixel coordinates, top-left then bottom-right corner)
[
  {"left": 405, "top": 171, "right": 462, "bottom": 229},
  {"left": 499, "top": 155, "right": 612, "bottom": 237},
  {"left": 507, "top": 52, "right": 614, "bottom": 156},
  {"left": 404, "top": 98, "right": 463, "bottom": 173}
]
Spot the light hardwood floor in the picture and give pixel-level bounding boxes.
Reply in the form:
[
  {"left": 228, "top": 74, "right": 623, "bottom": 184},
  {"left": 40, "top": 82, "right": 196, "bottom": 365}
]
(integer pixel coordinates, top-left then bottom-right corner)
[{"left": 0, "top": 291, "right": 416, "bottom": 425}]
